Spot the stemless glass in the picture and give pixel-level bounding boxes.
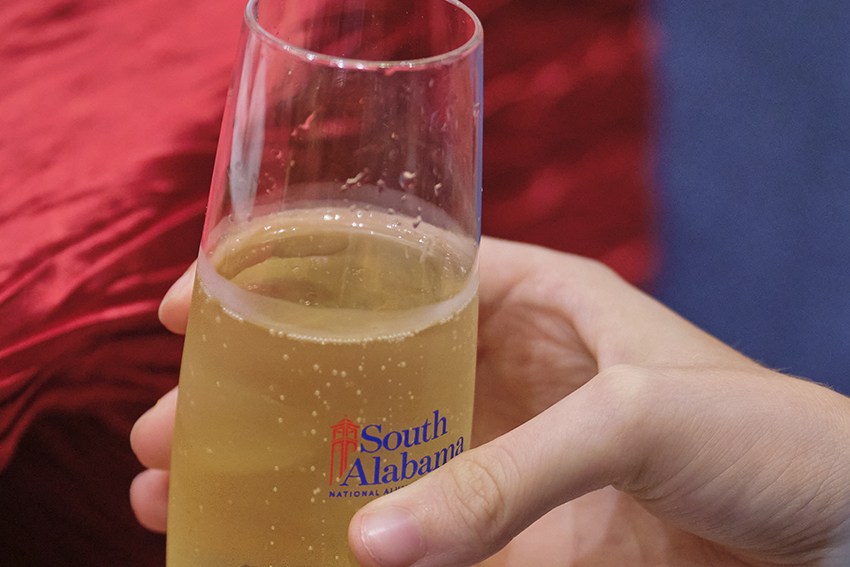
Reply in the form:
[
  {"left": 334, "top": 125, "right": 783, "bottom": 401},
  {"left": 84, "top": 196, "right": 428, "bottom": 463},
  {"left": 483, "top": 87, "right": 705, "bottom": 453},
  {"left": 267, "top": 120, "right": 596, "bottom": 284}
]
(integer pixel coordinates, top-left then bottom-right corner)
[{"left": 166, "top": 0, "right": 483, "bottom": 565}]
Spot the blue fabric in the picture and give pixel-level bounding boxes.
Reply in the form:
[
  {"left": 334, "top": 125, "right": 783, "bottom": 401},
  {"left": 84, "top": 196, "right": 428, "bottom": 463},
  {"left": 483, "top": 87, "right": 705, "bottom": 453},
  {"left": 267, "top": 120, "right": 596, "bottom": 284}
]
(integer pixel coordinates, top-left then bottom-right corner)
[{"left": 651, "top": 1, "right": 850, "bottom": 392}]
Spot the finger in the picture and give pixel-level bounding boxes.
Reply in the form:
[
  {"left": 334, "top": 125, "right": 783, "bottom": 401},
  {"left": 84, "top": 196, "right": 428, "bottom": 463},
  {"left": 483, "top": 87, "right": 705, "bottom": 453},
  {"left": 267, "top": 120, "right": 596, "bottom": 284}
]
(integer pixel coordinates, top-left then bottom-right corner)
[
  {"left": 479, "top": 238, "right": 758, "bottom": 371},
  {"left": 347, "top": 240, "right": 848, "bottom": 567},
  {"left": 131, "top": 386, "right": 178, "bottom": 470},
  {"left": 475, "top": 238, "right": 599, "bottom": 434},
  {"left": 351, "top": 362, "right": 850, "bottom": 567},
  {"left": 348, "top": 366, "right": 642, "bottom": 567},
  {"left": 159, "top": 261, "right": 196, "bottom": 335},
  {"left": 130, "top": 468, "right": 170, "bottom": 533}
]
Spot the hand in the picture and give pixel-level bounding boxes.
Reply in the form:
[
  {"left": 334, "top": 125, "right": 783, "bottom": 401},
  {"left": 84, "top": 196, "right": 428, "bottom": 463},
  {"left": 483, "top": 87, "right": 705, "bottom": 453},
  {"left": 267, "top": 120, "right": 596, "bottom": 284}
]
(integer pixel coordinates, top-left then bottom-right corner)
[
  {"left": 131, "top": 238, "right": 850, "bottom": 567},
  {"left": 128, "top": 262, "right": 194, "bottom": 533}
]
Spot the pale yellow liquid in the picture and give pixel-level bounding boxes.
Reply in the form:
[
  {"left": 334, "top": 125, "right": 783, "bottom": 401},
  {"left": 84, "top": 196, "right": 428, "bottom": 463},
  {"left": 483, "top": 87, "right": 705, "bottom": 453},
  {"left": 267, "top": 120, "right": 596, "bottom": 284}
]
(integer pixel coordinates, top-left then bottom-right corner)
[{"left": 167, "top": 208, "right": 478, "bottom": 567}]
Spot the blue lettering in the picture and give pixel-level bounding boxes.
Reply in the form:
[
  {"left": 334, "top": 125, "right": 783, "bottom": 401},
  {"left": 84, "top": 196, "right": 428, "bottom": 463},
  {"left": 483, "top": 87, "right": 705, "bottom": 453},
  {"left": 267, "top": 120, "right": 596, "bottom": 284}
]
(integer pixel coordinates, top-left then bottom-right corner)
[
  {"left": 381, "top": 464, "right": 399, "bottom": 483},
  {"left": 417, "top": 455, "right": 432, "bottom": 475},
  {"left": 433, "top": 410, "right": 447, "bottom": 439},
  {"left": 401, "top": 451, "right": 418, "bottom": 480},
  {"left": 403, "top": 426, "right": 421, "bottom": 448},
  {"left": 340, "top": 458, "right": 372, "bottom": 486},
  {"left": 421, "top": 417, "right": 432, "bottom": 442},
  {"left": 433, "top": 443, "right": 456, "bottom": 469},
  {"left": 361, "top": 425, "right": 382, "bottom": 453},
  {"left": 384, "top": 430, "right": 402, "bottom": 451}
]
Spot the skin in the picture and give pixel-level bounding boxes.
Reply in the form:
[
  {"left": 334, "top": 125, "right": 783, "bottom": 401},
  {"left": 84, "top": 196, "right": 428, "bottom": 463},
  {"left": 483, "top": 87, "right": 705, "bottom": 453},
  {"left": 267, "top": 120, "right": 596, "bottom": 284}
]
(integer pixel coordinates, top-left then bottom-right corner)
[{"left": 131, "top": 237, "right": 850, "bottom": 567}]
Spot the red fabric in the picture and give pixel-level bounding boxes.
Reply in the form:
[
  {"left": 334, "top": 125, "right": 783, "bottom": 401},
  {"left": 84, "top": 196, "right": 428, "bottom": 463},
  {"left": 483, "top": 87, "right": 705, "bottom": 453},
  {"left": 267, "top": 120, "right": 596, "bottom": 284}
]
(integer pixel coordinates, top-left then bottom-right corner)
[
  {"left": 467, "top": 0, "right": 656, "bottom": 285},
  {"left": 0, "top": 0, "right": 653, "bottom": 564}
]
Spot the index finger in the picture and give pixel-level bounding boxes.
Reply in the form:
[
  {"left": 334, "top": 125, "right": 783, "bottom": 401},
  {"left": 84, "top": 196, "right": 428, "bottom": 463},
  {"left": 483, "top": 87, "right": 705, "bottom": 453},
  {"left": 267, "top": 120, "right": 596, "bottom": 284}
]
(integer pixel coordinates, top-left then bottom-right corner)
[{"left": 479, "top": 238, "right": 758, "bottom": 371}]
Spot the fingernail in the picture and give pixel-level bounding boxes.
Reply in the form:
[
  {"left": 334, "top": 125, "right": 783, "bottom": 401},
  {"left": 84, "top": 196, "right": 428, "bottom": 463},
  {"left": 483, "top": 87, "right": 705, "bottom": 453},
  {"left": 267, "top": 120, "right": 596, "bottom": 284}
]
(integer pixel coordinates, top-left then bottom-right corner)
[{"left": 360, "top": 507, "right": 425, "bottom": 567}]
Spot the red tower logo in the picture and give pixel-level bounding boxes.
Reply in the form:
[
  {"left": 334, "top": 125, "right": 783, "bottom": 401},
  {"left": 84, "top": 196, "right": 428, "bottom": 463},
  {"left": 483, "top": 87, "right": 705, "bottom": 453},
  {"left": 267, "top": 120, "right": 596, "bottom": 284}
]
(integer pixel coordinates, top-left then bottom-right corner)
[{"left": 330, "top": 417, "right": 360, "bottom": 485}]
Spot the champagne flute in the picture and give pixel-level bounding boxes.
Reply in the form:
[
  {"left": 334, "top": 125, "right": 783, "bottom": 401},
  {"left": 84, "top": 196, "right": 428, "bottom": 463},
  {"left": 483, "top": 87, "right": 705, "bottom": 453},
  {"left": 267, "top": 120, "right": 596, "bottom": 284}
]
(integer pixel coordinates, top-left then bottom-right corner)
[{"left": 167, "top": 0, "right": 482, "bottom": 565}]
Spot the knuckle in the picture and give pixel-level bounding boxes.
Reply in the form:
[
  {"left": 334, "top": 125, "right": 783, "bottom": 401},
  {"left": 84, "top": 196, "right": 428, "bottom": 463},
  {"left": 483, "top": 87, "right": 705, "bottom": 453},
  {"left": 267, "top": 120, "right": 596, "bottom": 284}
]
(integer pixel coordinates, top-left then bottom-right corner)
[
  {"left": 588, "top": 365, "right": 661, "bottom": 462},
  {"left": 439, "top": 443, "right": 520, "bottom": 546},
  {"left": 593, "top": 364, "right": 659, "bottom": 418}
]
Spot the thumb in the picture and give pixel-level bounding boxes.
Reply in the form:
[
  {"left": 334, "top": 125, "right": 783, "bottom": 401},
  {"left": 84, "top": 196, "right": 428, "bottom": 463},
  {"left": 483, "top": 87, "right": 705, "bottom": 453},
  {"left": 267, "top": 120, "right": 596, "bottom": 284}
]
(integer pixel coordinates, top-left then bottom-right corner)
[{"left": 348, "top": 368, "right": 635, "bottom": 567}]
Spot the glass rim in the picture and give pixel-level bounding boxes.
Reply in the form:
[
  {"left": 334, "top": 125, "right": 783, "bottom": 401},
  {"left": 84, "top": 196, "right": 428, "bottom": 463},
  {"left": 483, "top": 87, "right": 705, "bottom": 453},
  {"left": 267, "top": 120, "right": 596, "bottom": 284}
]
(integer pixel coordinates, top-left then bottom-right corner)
[{"left": 243, "top": 0, "right": 483, "bottom": 69}]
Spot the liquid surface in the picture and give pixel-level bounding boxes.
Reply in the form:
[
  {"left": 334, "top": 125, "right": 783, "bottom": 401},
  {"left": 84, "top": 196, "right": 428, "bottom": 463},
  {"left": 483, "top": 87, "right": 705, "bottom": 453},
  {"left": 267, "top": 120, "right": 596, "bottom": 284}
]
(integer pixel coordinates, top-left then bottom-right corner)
[{"left": 167, "top": 208, "right": 478, "bottom": 567}]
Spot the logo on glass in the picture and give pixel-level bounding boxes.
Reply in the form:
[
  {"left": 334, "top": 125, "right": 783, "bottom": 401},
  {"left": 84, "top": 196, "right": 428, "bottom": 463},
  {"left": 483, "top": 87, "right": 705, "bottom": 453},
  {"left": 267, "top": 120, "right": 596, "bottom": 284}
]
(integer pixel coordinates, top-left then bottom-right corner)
[
  {"left": 329, "top": 410, "right": 465, "bottom": 489},
  {"left": 330, "top": 417, "right": 361, "bottom": 486}
]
